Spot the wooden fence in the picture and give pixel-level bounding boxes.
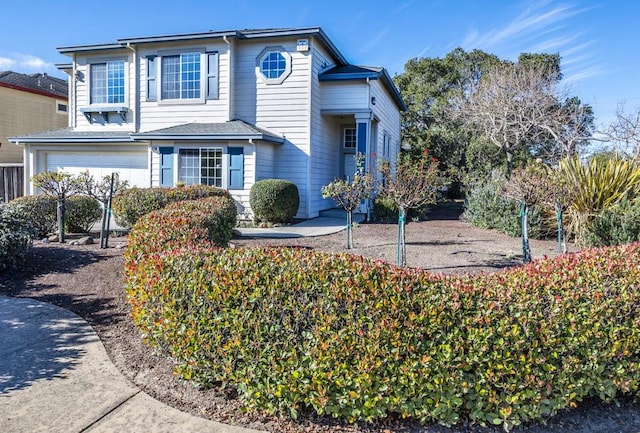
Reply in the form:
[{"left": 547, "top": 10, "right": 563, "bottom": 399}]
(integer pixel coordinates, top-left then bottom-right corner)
[{"left": 0, "top": 164, "right": 24, "bottom": 203}]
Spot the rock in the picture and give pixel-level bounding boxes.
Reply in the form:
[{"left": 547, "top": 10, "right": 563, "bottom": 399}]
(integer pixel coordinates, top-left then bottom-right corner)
[
  {"left": 48, "top": 235, "right": 59, "bottom": 242},
  {"left": 69, "top": 241, "right": 79, "bottom": 246},
  {"left": 41, "top": 238, "right": 50, "bottom": 244},
  {"left": 77, "top": 236, "right": 94, "bottom": 245}
]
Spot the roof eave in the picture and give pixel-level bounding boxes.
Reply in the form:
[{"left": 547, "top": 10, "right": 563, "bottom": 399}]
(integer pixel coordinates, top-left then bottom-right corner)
[
  {"left": 117, "top": 30, "right": 238, "bottom": 45},
  {"left": 9, "top": 136, "right": 137, "bottom": 144},
  {"left": 58, "top": 43, "right": 126, "bottom": 55},
  {"left": 131, "top": 133, "right": 285, "bottom": 144}
]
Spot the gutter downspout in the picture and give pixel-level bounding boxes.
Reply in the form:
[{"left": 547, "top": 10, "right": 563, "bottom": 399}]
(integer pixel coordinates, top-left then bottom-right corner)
[
  {"left": 72, "top": 53, "right": 77, "bottom": 128},
  {"left": 223, "top": 35, "right": 232, "bottom": 120},
  {"left": 125, "top": 43, "right": 138, "bottom": 133}
]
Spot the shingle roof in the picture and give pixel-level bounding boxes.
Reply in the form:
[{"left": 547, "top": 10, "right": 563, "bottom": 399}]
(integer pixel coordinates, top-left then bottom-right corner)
[
  {"left": 10, "top": 121, "right": 285, "bottom": 144},
  {"left": 0, "top": 71, "right": 67, "bottom": 98},
  {"left": 9, "top": 127, "right": 135, "bottom": 143},
  {"left": 132, "top": 120, "right": 285, "bottom": 143}
]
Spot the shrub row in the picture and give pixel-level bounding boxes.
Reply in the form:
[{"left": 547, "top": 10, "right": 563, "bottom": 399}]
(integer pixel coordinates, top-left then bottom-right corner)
[
  {"left": 0, "top": 204, "right": 36, "bottom": 270},
  {"left": 112, "top": 185, "right": 232, "bottom": 228},
  {"left": 125, "top": 239, "right": 640, "bottom": 429},
  {"left": 8, "top": 195, "right": 101, "bottom": 236}
]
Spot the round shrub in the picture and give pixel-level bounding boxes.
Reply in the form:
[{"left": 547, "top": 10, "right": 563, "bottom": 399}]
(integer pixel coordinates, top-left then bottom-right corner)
[
  {"left": 0, "top": 204, "right": 36, "bottom": 270},
  {"left": 125, "top": 239, "right": 640, "bottom": 429},
  {"left": 249, "top": 179, "right": 299, "bottom": 223},
  {"left": 112, "top": 185, "right": 232, "bottom": 228},
  {"left": 8, "top": 195, "right": 57, "bottom": 237},
  {"left": 66, "top": 195, "right": 102, "bottom": 233}
]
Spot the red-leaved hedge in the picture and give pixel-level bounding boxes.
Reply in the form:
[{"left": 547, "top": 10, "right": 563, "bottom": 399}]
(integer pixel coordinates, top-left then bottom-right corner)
[{"left": 125, "top": 228, "right": 640, "bottom": 429}]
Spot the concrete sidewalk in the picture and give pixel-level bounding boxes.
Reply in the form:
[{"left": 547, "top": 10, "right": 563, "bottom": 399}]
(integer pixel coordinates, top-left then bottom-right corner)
[
  {"left": 236, "top": 209, "right": 365, "bottom": 238},
  {"left": 0, "top": 296, "right": 264, "bottom": 433}
]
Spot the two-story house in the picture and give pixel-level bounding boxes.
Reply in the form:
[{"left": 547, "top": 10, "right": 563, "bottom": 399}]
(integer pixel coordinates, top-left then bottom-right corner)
[{"left": 11, "top": 27, "right": 406, "bottom": 219}]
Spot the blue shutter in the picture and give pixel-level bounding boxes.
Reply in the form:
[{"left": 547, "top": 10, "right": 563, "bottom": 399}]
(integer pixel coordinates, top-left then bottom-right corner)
[
  {"left": 147, "top": 56, "right": 157, "bottom": 102},
  {"left": 228, "top": 147, "right": 244, "bottom": 189},
  {"left": 159, "top": 147, "right": 174, "bottom": 187}
]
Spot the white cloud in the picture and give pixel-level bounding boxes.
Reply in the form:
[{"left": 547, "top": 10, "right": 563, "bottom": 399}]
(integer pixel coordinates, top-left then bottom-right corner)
[
  {"left": 0, "top": 53, "right": 54, "bottom": 72},
  {"left": 0, "top": 56, "right": 16, "bottom": 69}
]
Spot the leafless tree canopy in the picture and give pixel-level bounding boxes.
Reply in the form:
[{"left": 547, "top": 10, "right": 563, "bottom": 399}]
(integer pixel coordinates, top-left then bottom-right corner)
[
  {"left": 601, "top": 104, "right": 640, "bottom": 159},
  {"left": 455, "top": 62, "right": 592, "bottom": 173}
]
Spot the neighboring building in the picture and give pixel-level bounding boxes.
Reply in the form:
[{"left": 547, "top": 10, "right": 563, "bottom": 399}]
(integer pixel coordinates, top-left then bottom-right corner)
[
  {"left": 11, "top": 27, "right": 405, "bottom": 219},
  {"left": 0, "top": 71, "right": 68, "bottom": 201}
]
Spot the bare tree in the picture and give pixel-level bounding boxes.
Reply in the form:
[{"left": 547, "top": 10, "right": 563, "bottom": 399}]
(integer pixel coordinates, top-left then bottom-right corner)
[
  {"left": 31, "top": 171, "right": 81, "bottom": 243},
  {"left": 379, "top": 152, "right": 446, "bottom": 266},
  {"left": 455, "top": 62, "right": 592, "bottom": 175},
  {"left": 601, "top": 104, "right": 640, "bottom": 159}
]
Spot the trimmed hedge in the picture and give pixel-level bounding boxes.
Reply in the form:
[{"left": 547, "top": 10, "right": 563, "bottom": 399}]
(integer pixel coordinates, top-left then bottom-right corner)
[
  {"left": 125, "top": 195, "right": 237, "bottom": 259},
  {"left": 0, "top": 204, "right": 36, "bottom": 270},
  {"left": 125, "top": 238, "right": 640, "bottom": 429},
  {"left": 249, "top": 179, "right": 299, "bottom": 224},
  {"left": 112, "top": 185, "right": 232, "bottom": 228}
]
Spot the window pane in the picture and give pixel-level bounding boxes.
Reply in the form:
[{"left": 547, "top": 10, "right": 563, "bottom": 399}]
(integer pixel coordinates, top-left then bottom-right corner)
[
  {"left": 261, "top": 51, "right": 286, "bottom": 79},
  {"left": 161, "top": 56, "right": 180, "bottom": 99},
  {"left": 181, "top": 53, "right": 200, "bottom": 99},
  {"left": 178, "top": 149, "right": 199, "bottom": 185},
  {"left": 90, "top": 63, "right": 107, "bottom": 104},
  {"left": 108, "top": 61, "right": 125, "bottom": 103},
  {"left": 344, "top": 128, "right": 356, "bottom": 148},
  {"left": 201, "top": 148, "right": 222, "bottom": 187}
]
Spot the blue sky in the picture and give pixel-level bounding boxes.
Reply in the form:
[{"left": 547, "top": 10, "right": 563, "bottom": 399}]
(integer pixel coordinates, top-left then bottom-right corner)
[{"left": 0, "top": 0, "right": 636, "bottom": 126}]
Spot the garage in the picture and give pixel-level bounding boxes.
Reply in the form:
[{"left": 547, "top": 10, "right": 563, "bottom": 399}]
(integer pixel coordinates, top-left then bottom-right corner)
[{"left": 46, "top": 152, "right": 149, "bottom": 187}]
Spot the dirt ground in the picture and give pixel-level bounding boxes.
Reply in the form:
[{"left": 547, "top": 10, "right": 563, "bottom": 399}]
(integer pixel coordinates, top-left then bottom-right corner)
[{"left": 2, "top": 204, "right": 640, "bottom": 433}]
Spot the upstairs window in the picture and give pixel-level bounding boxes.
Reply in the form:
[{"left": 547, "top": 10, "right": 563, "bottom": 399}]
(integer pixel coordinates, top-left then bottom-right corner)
[
  {"left": 149, "top": 52, "right": 218, "bottom": 102},
  {"left": 256, "top": 46, "right": 291, "bottom": 85},
  {"left": 90, "top": 60, "right": 125, "bottom": 104},
  {"left": 161, "top": 53, "right": 201, "bottom": 100}
]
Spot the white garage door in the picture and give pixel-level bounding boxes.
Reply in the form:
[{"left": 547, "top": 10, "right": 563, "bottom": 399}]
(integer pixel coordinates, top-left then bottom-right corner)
[{"left": 46, "top": 152, "right": 149, "bottom": 187}]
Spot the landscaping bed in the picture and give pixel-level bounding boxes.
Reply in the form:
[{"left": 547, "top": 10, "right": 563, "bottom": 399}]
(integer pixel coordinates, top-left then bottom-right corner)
[{"left": 2, "top": 206, "right": 640, "bottom": 432}]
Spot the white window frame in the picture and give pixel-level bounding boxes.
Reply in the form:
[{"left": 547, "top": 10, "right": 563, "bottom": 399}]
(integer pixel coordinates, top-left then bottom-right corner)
[
  {"left": 256, "top": 46, "right": 292, "bottom": 85},
  {"left": 87, "top": 58, "right": 127, "bottom": 106},
  {"left": 55, "top": 100, "right": 68, "bottom": 114},
  {"left": 154, "top": 49, "right": 206, "bottom": 105},
  {"left": 174, "top": 145, "right": 229, "bottom": 187}
]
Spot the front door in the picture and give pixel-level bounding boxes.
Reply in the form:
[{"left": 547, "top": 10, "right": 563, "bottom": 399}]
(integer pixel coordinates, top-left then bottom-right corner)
[{"left": 342, "top": 126, "right": 356, "bottom": 179}]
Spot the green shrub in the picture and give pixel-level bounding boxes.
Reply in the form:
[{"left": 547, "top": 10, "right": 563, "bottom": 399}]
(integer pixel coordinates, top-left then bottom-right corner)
[
  {"left": 125, "top": 238, "right": 640, "bottom": 429},
  {"left": 583, "top": 199, "right": 640, "bottom": 247},
  {"left": 65, "top": 195, "right": 101, "bottom": 233},
  {"left": 0, "top": 204, "right": 36, "bottom": 270},
  {"left": 8, "top": 195, "right": 57, "bottom": 237},
  {"left": 250, "top": 179, "right": 299, "bottom": 223},
  {"left": 125, "top": 196, "right": 237, "bottom": 260},
  {"left": 112, "top": 185, "right": 232, "bottom": 228},
  {"left": 463, "top": 177, "right": 544, "bottom": 238}
]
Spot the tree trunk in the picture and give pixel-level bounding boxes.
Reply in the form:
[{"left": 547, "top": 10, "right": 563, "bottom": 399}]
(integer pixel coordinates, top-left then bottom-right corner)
[
  {"left": 556, "top": 203, "right": 567, "bottom": 253},
  {"left": 57, "top": 197, "right": 66, "bottom": 243},
  {"left": 506, "top": 149, "right": 514, "bottom": 178},
  {"left": 346, "top": 209, "right": 353, "bottom": 249},
  {"left": 397, "top": 207, "right": 407, "bottom": 267}
]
